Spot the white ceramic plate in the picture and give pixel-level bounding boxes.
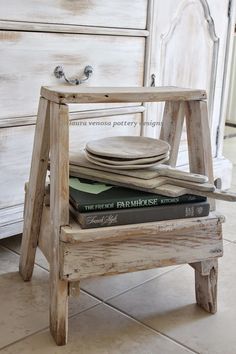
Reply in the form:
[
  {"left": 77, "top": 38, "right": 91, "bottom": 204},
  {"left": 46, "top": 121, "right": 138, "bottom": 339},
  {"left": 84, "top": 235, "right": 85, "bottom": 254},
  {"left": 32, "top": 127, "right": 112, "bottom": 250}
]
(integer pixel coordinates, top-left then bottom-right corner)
[{"left": 86, "top": 136, "right": 170, "bottom": 159}]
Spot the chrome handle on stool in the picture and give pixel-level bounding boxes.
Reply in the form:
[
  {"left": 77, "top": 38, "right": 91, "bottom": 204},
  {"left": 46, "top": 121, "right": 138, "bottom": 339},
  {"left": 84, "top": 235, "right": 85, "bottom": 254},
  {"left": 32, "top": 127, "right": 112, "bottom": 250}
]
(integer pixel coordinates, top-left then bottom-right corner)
[{"left": 54, "top": 65, "right": 94, "bottom": 85}]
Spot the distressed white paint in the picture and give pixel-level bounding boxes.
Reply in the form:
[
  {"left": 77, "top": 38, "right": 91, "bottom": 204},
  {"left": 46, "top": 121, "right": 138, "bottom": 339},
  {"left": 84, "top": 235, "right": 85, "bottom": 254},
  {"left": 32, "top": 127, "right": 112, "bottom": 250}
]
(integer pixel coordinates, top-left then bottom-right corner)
[
  {"left": 226, "top": 35, "right": 236, "bottom": 124},
  {"left": 0, "top": 0, "right": 148, "bottom": 29},
  {"left": 0, "top": 113, "right": 141, "bottom": 210},
  {"left": 146, "top": 0, "right": 229, "bottom": 161},
  {"left": 0, "top": 31, "right": 145, "bottom": 118},
  {"left": 0, "top": 0, "right": 232, "bottom": 237}
]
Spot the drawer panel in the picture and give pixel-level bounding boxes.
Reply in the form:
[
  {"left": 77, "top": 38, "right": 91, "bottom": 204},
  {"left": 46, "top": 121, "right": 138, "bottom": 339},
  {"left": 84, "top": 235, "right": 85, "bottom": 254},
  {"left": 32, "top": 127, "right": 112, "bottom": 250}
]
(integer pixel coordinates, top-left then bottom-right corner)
[
  {"left": 0, "top": 125, "right": 34, "bottom": 208},
  {"left": 0, "top": 113, "right": 142, "bottom": 208},
  {"left": 0, "top": 0, "right": 148, "bottom": 29},
  {"left": 0, "top": 31, "right": 145, "bottom": 119}
]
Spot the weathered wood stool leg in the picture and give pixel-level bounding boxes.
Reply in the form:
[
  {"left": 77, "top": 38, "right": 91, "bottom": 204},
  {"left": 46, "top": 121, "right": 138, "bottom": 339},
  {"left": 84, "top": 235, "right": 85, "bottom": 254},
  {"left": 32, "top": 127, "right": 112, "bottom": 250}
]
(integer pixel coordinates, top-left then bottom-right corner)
[
  {"left": 160, "top": 101, "right": 185, "bottom": 167},
  {"left": 19, "top": 97, "right": 50, "bottom": 281},
  {"left": 49, "top": 102, "right": 70, "bottom": 345},
  {"left": 191, "top": 260, "right": 218, "bottom": 313},
  {"left": 185, "top": 100, "right": 215, "bottom": 210},
  {"left": 186, "top": 100, "right": 218, "bottom": 312},
  {"left": 162, "top": 99, "right": 219, "bottom": 312}
]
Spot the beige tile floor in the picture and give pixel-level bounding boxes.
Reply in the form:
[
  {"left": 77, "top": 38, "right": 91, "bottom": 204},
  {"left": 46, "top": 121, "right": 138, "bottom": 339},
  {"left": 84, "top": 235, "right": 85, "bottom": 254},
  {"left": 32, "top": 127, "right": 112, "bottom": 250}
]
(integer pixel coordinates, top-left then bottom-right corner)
[{"left": 0, "top": 131, "right": 236, "bottom": 353}]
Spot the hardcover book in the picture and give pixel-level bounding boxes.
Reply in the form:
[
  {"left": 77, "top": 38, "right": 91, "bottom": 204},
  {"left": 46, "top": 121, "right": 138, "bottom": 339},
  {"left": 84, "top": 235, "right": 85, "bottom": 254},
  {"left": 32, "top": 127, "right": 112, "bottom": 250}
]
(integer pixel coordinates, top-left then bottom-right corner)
[
  {"left": 70, "top": 201, "right": 210, "bottom": 229},
  {"left": 69, "top": 177, "right": 207, "bottom": 213}
]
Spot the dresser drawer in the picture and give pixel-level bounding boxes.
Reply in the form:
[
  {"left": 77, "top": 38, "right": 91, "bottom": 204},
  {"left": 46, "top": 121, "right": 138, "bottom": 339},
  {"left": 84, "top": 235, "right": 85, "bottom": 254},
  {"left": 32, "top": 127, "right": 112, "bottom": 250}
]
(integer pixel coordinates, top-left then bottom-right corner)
[
  {"left": 0, "top": 31, "right": 145, "bottom": 119},
  {"left": 0, "top": 113, "right": 142, "bottom": 208},
  {"left": 0, "top": 0, "right": 148, "bottom": 30}
]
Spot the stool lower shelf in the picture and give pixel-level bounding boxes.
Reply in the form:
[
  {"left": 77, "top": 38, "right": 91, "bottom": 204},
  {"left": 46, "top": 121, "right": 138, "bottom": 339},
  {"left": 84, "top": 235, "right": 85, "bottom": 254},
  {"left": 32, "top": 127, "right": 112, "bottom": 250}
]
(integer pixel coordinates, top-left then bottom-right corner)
[{"left": 38, "top": 204, "right": 224, "bottom": 282}]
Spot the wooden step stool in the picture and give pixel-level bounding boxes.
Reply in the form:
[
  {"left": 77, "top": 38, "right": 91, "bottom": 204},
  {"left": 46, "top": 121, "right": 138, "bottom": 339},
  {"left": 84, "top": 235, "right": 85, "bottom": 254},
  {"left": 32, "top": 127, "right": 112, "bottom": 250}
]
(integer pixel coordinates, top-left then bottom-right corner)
[{"left": 19, "top": 86, "right": 224, "bottom": 345}]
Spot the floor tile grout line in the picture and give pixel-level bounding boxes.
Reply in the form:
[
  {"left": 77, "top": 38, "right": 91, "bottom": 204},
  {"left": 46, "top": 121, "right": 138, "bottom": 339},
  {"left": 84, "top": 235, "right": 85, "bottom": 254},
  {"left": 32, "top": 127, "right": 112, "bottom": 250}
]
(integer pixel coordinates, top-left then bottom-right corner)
[
  {"left": 0, "top": 302, "right": 102, "bottom": 352},
  {"left": 0, "top": 243, "right": 50, "bottom": 273},
  {"left": 0, "top": 242, "right": 186, "bottom": 302},
  {"left": 80, "top": 265, "right": 184, "bottom": 302},
  {"left": 0, "top": 242, "right": 103, "bottom": 305},
  {"left": 0, "top": 244, "right": 24, "bottom": 259},
  {"left": 104, "top": 265, "right": 184, "bottom": 302},
  {"left": 0, "top": 298, "right": 199, "bottom": 354},
  {"left": 102, "top": 302, "right": 200, "bottom": 354},
  {"left": 0, "top": 239, "right": 231, "bottom": 353},
  {"left": 223, "top": 238, "right": 236, "bottom": 244},
  {"left": 223, "top": 241, "right": 236, "bottom": 248},
  {"left": 104, "top": 303, "right": 201, "bottom": 354},
  {"left": 1, "top": 242, "right": 187, "bottom": 327},
  {"left": 78, "top": 289, "right": 200, "bottom": 353}
]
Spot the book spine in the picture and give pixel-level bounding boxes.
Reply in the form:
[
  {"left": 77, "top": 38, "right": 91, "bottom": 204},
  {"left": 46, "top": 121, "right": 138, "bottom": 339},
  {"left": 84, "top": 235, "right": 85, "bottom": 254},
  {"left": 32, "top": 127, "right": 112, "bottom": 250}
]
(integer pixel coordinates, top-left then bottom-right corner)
[
  {"left": 77, "top": 202, "right": 210, "bottom": 229},
  {"left": 77, "top": 194, "right": 206, "bottom": 213}
]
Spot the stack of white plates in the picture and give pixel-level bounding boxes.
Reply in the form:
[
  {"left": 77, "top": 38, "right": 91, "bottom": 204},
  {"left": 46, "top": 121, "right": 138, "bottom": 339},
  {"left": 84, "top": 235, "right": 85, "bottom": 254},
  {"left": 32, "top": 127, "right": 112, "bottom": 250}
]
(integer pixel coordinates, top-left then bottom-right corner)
[{"left": 84, "top": 136, "right": 170, "bottom": 170}]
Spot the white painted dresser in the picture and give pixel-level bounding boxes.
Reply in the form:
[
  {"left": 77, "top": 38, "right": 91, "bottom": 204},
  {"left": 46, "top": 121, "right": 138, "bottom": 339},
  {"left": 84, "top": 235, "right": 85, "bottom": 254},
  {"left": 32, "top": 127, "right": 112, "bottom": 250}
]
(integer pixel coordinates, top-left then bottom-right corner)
[{"left": 0, "top": 0, "right": 234, "bottom": 238}]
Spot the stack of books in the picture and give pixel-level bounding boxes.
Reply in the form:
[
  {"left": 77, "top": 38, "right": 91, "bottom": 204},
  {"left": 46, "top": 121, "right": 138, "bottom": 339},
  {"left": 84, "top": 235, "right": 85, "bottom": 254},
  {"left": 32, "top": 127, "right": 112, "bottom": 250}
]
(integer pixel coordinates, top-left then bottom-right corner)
[{"left": 69, "top": 177, "right": 210, "bottom": 229}]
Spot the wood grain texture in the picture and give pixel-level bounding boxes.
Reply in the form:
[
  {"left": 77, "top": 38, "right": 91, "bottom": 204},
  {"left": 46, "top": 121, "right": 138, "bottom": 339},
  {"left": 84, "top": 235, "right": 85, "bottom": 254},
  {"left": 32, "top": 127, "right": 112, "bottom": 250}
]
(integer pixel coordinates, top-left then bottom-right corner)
[
  {"left": 186, "top": 101, "right": 214, "bottom": 179},
  {"left": 0, "top": 31, "right": 145, "bottom": 118},
  {"left": 0, "top": 21, "right": 149, "bottom": 37},
  {"left": 185, "top": 100, "right": 215, "bottom": 210},
  {"left": 0, "top": 204, "right": 23, "bottom": 239},
  {"left": 0, "top": 105, "right": 145, "bottom": 128},
  {"left": 190, "top": 259, "right": 218, "bottom": 276},
  {"left": 69, "top": 153, "right": 208, "bottom": 183},
  {"left": 68, "top": 282, "right": 80, "bottom": 297},
  {"left": 0, "top": 0, "right": 232, "bottom": 242},
  {"left": 65, "top": 165, "right": 215, "bottom": 192},
  {"left": 69, "top": 113, "right": 142, "bottom": 153},
  {"left": 180, "top": 188, "right": 236, "bottom": 202},
  {"left": 84, "top": 150, "right": 168, "bottom": 166},
  {"left": 41, "top": 86, "right": 207, "bottom": 104},
  {"left": 49, "top": 102, "right": 69, "bottom": 345},
  {"left": 147, "top": 0, "right": 229, "bottom": 159},
  {"left": 38, "top": 202, "right": 51, "bottom": 263},
  {"left": 153, "top": 184, "right": 189, "bottom": 197},
  {"left": 60, "top": 214, "right": 223, "bottom": 281},
  {"left": 194, "top": 259, "right": 218, "bottom": 314},
  {"left": 0, "top": 112, "right": 141, "bottom": 218},
  {"left": 69, "top": 106, "right": 145, "bottom": 122},
  {"left": 160, "top": 101, "right": 185, "bottom": 166},
  {"left": 60, "top": 212, "right": 224, "bottom": 243},
  {"left": 0, "top": 0, "right": 148, "bottom": 29},
  {"left": 68, "top": 165, "right": 166, "bottom": 189},
  {"left": 0, "top": 125, "right": 34, "bottom": 208},
  {"left": 141, "top": 0, "right": 154, "bottom": 134},
  {"left": 85, "top": 136, "right": 169, "bottom": 159},
  {"left": 69, "top": 164, "right": 233, "bottom": 200},
  {"left": 19, "top": 98, "right": 50, "bottom": 281}
]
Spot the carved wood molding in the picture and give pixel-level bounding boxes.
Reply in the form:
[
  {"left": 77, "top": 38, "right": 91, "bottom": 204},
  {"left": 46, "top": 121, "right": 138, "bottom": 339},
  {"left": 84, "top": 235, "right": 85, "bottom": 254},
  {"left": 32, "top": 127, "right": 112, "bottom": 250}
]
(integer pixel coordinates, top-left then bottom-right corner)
[{"left": 159, "top": 0, "right": 219, "bottom": 121}]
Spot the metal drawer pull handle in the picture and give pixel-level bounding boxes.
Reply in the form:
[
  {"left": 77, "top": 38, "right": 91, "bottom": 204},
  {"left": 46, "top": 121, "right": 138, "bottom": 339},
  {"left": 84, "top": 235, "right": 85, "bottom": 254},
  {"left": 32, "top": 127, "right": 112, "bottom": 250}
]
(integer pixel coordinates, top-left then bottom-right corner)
[
  {"left": 54, "top": 65, "right": 94, "bottom": 85},
  {"left": 151, "top": 73, "right": 156, "bottom": 87}
]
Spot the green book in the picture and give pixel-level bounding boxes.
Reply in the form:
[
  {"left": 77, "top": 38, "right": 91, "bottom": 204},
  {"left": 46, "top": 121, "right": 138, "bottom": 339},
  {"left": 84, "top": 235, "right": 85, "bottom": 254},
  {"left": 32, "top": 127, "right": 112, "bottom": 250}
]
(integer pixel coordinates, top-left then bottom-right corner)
[{"left": 69, "top": 177, "right": 207, "bottom": 213}]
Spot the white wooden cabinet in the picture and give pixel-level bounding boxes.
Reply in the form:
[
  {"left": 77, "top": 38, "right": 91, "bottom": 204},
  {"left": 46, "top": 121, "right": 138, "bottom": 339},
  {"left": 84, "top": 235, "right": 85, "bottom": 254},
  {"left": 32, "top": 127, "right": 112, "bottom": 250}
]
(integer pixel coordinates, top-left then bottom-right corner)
[
  {"left": 0, "top": 0, "right": 234, "bottom": 238},
  {"left": 146, "top": 0, "right": 234, "bottom": 161},
  {"left": 226, "top": 34, "right": 236, "bottom": 124}
]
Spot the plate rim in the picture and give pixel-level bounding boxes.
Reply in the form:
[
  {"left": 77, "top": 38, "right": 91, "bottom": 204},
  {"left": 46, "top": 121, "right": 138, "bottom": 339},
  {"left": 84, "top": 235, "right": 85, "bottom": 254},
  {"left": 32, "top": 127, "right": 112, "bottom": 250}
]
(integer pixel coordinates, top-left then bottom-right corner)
[
  {"left": 85, "top": 153, "right": 170, "bottom": 170},
  {"left": 85, "top": 150, "right": 169, "bottom": 165},
  {"left": 86, "top": 136, "right": 170, "bottom": 159}
]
